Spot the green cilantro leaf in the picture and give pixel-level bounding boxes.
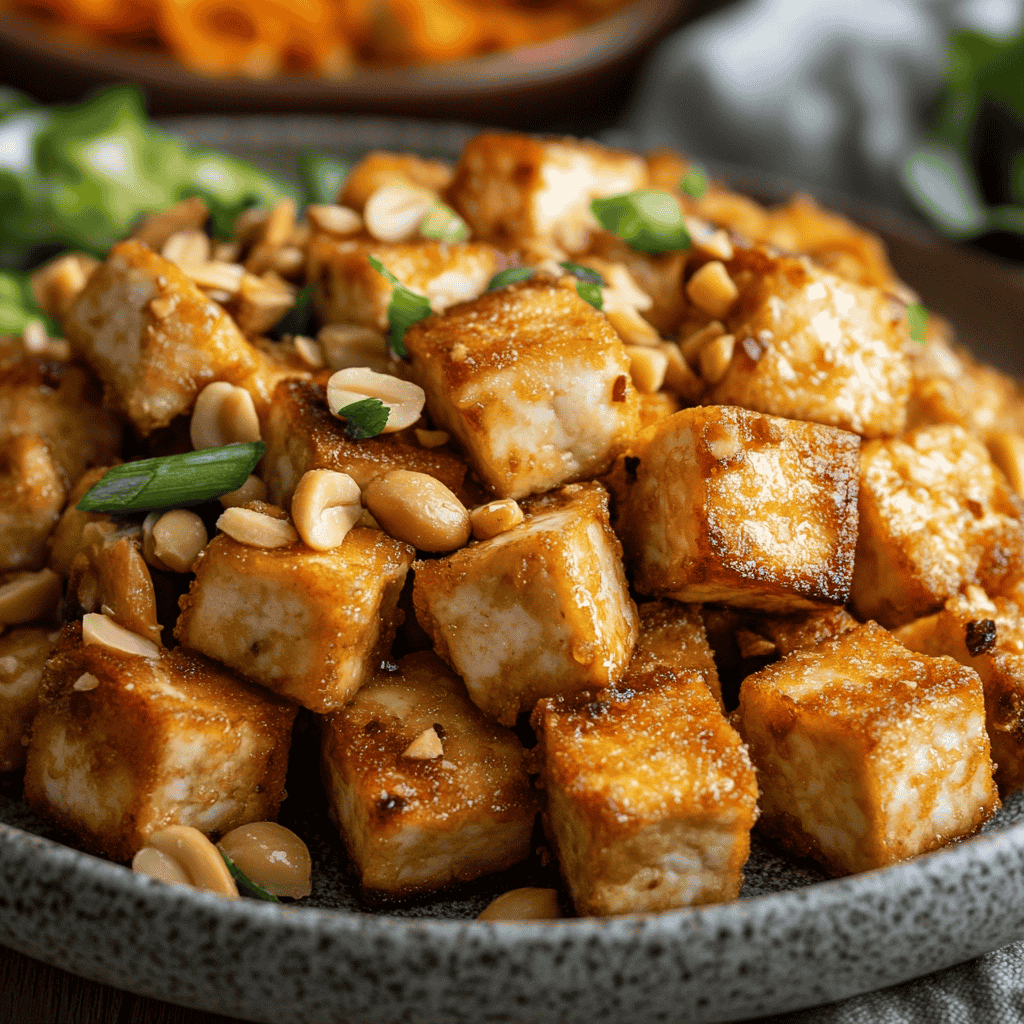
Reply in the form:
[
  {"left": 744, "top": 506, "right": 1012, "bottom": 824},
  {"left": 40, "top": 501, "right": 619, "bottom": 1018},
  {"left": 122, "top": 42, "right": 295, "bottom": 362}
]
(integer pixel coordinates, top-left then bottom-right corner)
[
  {"left": 337, "top": 397, "right": 390, "bottom": 440},
  {"left": 367, "top": 255, "right": 431, "bottom": 357},
  {"left": 590, "top": 191, "right": 690, "bottom": 253},
  {"left": 907, "top": 302, "right": 928, "bottom": 343},
  {"left": 487, "top": 267, "right": 534, "bottom": 290},
  {"left": 558, "top": 261, "right": 605, "bottom": 286},
  {"left": 680, "top": 166, "right": 709, "bottom": 200}
]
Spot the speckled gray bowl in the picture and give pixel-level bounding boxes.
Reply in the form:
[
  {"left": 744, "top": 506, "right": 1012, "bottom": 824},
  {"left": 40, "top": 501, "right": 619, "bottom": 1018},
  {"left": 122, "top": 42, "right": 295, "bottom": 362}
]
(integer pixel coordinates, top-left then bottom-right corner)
[{"left": 2, "top": 116, "right": 1024, "bottom": 1024}]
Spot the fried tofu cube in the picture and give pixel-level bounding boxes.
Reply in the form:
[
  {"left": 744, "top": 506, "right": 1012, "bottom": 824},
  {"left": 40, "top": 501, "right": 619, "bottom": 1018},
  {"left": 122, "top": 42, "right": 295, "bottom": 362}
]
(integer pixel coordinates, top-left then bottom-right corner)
[
  {"left": 0, "top": 434, "right": 67, "bottom": 573},
  {"left": 896, "top": 587, "right": 1024, "bottom": 794},
  {"left": 734, "top": 621, "right": 999, "bottom": 876},
  {"left": 704, "top": 248, "right": 910, "bottom": 439},
  {"left": 532, "top": 668, "right": 758, "bottom": 916},
  {"left": 851, "top": 425, "right": 1024, "bottom": 627},
  {"left": 414, "top": 482, "right": 638, "bottom": 724},
  {"left": 307, "top": 234, "right": 501, "bottom": 331},
  {"left": 321, "top": 651, "right": 538, "bottom": 895},
  {"left": 611, "top": 406, "right": 860, "bottom": 611},
  {"left": 737, "top": 605, "right": 859, "bottom": 661},
  {"left": 338, "top": 151, "right": 454, "bottom": 210},
  {"left": 447, "top": 133, "right": 647, "bottom": 255},
  {"left": 0, "top": 626, "right": 55, "bottom": 772},
  {"left": 23, "top": 625, "right": 296, "bottom": 861},
  {"left": 261, "top": 379, "right": 475, "bottom": 509},
  {"left": 404, "top": 278, "right": 641, "bottom": 500},
  {"left": 63, "top": 240, "right": 258, "bottom": 435},
  {"left": 632, "top": 600, "right": 723, "bottom": 708},
  {"left": 176, "top": 528, "right": 414, "bottom": 712}
]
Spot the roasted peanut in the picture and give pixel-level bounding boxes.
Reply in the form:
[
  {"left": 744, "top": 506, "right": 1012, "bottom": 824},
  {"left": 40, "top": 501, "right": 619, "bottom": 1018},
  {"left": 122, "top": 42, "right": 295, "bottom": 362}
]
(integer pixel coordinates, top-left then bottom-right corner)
[
  {"left": 699, "top": 333, "right": 736, "bottom": 384},
  {"left": 218, "top": 822, "right": 312, "bottom": 899},
  {"left": 402, "top": 727, "right": 443, "bottom": 759},
  {"left": 605, "top": 306, "right": 661, "bottom": 348},
  {"left": 363, "top": 183, "right": 434, "bottom": 242},
  {"left": 150, "top": 510, "right": 207, "bottom": 573},
  {"left": 133, "top": 825, "right": 238, "bottom": 897},
  {"left": 161, "top": 229, "right": 211, "bottom": 267},
  {"left": 686, "top": 261, "right": 739, "bottom": 319},
  {"left": 319, "top": 325, "right": 391, "bottom": 374},
  {"left": 477, "top": 888, "right": 562, "bottom": 921},
  {"left": 363, "top": 471, "right": 470, "bottom": 552},
  {"left": 626, "top": 345, "right": 669, "bottom": 394},
  {"left": 30, "top": 253, "right": 99, "bottom": 320},
  {"left": 291, "top": 470, "right": 362, "bottom": 550},
  {"left": 326, "top": 368, "right": 425, "bottom": 433},
  {"left": 190, "top": 382, "right": 262, "bottom": 450},
  {"left": 987, "top": 431, "right": 1024, "bottom": 496},
  {"left": 680, "top": 320, "right": 726, "bottom": 365},
  {"left": 182, "top": 261, "right": 244, "bottom": 296},
  {"left": 218, "top": 475, "right": 268, "bottom": 508},
  {"left": 0, "top": 569, "right": 62, "bottom": 626},
  {"left": 470, "top": 499, "right": 524, "bottom": 540},
  {"left": 306, "top": 204, "right": 363, "bottom": 236},
  {"left": 216, "top": 507, "right": 298, "bottom": 548},
  {"left": 415, "top": 428, "right": 450, "bottom": 449},
  {"left": 82, "top": 612, "right": 161, "bottom": 659}
]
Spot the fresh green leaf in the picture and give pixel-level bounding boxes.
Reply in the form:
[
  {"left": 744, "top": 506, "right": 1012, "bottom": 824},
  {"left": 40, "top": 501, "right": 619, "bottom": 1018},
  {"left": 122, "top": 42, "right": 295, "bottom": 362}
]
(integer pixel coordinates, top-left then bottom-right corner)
[
  {"left": 270, "top": 284, "right": 314, "bottom": 340},
  {"left": 575, "top": 280, "right": 603, "bottom": 310},
  {"left": 487, "top": 267, "right": 534, "bottom": 290},
  {"left": 419, "top": 200, "right": 469, "bottom": 243},
  {"left": 907, "top": 302, "right": 928, "bottom": 343},
  {"left": 77, "top": 443, "right": 266, "bottom": 512},
  {"left": 0, "top": 270, "right": 58, "bottom": 336},
  {"left": 298, "top": 149, "right": 351, "bottom": 206},
  {"left": 367, "top": 255, "right": 431, "bottom": 357},
  {"left": 680, "top": 166, "right": 709, "bottom": 200},
  {"left": 220, "top": 850, "right": 280, "bottom": 902},
  {"left": 590, "top": 191, "right": 690, "bottom": 253},
  {"left": 558, "top": 261, "right": 604, "bottom": 286},
  {"left": 337, "top": 397, "right": 390, "bottom": 440}
]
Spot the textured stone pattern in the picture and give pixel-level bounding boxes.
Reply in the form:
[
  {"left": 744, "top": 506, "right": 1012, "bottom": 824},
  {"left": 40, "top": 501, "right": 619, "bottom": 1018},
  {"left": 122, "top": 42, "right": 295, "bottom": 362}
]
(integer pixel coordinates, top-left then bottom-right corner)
[{"left": 3, "top": 769, "right": 1024, "bottom": 1024}]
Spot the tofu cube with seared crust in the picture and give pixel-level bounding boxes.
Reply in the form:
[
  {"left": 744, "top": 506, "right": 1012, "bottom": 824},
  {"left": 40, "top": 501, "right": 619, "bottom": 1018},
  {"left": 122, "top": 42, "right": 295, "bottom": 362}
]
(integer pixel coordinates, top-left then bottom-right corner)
[
  {"left": 611, "top": 406, "right": 860, "bottom": 611},
  {"left": 62, "top": 240, "right": 258, "bottom": 435},
  {"left": 414, "top": 482, "right": 638, "bottom": 725},
  {"left": 321, "top": 651, "right": 538, "bottom": 896},
  {"left": 261, "top": 379, "right": 476, "bottom": 509},
  {"left": 736, "top": 605, "right": 860, "bottom": 662},
  {"left": 0, "top": 434, "right": 67, "bottom": 573},
  {"left": 632, "top": 600, "right": 723, "bottom": 708},
  {"left": 704, "top": 248, "right": 910, "bottom": 439},
  {"left": 0, "top": 626, "right": 55, "bottom": 772},
  {"left": 23, "top": 624, "right": 296, "bottom": 861},
  {"left": 307, "top": 235, "right": 501, "bottom": 331},
  {"left": 531, "top": 667, "right": 758, "bottom": 916},
  {"left": 896, "top": 587, "right": 1024, "bottom": 794},
  {"left": 734, "top": 621, "right": 999, "bottom": 876},
  {"left": 447, "top": 133, "right": 647, "bottom": 255},
  {"left": 404, "top": 278, "right": 641, "bottom": 500},
  {"left": 176, "top": 528, "right": 414, "bottom": 712},
  {"left": 851, "top": 425, "right": 1024, "bottom": 628}
]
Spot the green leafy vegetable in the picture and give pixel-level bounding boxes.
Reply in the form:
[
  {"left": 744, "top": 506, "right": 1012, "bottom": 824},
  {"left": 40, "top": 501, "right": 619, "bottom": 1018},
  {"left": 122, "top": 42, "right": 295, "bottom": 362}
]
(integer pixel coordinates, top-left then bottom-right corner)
[
  {"left": 487, "top": 267, "right": 534, "bottom": 290},
  {"left": 0, "top": 270, "right": 56, "bottom": 336},
  {"left": 220, "top": 850, "right": 280, "bottom": 902},
  {"left": 337, "top": 397, "right": 390, "bottom": 440},
  {"left": 680, "top": 166, "right": 709, "bottom": 200},
  {"left": 590, "top": 191, "right": 690, "bottom": 253},
  {"left": 298, "top": 148, "right": 352, "bottom": 206},
  {"left": 557, "top": 261, "right": 604, "bottom": 309},
  {"left": 907, "top": 302, "right": 928, "bottom": 343},
  {"left": 367, "top": 255, "right": 431, "bottom": 357},
  {"left": 419, "top": 200, "right": 470, "bottom": 242},
  {"left": 558, "top": 261, "right": 604, "bottom": 286},
  {"left": 77, "top": 443, "right": 266, "bottom": 513}
]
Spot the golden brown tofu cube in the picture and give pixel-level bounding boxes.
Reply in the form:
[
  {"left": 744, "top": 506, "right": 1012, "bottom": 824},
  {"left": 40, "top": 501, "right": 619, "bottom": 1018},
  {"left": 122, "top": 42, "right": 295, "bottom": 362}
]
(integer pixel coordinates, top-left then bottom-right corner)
[
  {"left": 851, "top": 425, "right": 1024, "bottom": 627},
  {"left": 404, "top": 278, "right": 641, "bottom": 500},
  {"left": 307, "top": 234, "right": 501, "bottom": 331},
  {"left": 338, "top": 151, "right": 454, "bottom": 211},
  {"left": 0, "top": 626, "right": 55, "bottom": 772},
  {"left": 736, "top": 605, "right": 860, "bottom": 661},
  {"left": 631, "top": 600, "right": 723, "bottom": 708},
  {"left": 447, "top": 133, "right": 647, "bottom": 255},
  {"left": 176, "top": 528, "right": 414, "bottom": 712},
  {"left": 413, "top": 482, "right": 638, "bottom": 725},
  {"left": 896, "top": 587, "right": 1024, "bottom": 794},
  {"left": 734, "top": 621, "right": 998, "bottom": 876},
  {"left": 532, "top": 668, "right": 758, "bottom": 916},
  {"left": 321, "top": 651, "right": 537, "bottom": 896},
  {"left": 704, "top": 248, "right": 910, "bottom": 439},
  {"left": 0, "top": 434, "right": 67, "bottom": 573},
  {"left": 611, "top": 406, "right": 860, "bottom": 611},
  {"left": 24, "top": 624, "right": 296, "bottom": 861},
  {"left": 63, "top": 240, "right": 258, "bottom": 435},
  {"left": 261, "top": 379, "right": 475, "bottom": 509}
]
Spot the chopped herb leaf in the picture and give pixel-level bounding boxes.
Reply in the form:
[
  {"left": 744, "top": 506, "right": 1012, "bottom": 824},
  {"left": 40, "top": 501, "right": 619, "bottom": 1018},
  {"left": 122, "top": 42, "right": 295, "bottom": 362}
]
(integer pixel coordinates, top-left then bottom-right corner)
[
  {"left": 220, "top": 850, "right": 280, "bottom": 902},
  {"left": 558, "top": 261, "right": 605, "bottom": 286},
  {"left": 680, "top": 166, "right": 709, "bottom": 200},
  {"left": 419, "top": 201, "right": 469, "bottom": 242},
  {"left": 487, "top": 267, "right": 534, "bottom": 290},
  {"left": 907, "top": 302, "right": 928, "bottom": 343},
  {"left": 368, "top": 255, "right": 431, "bottom": 357},
  {"left": 298, "top": 148, "right": 351, "bottom": 206},
  {"left": 590, "top": 191, "right": 690, "bottom": 253},
  {"left": 337, "top": 397, "right": 390, "bottom": 440},
  {"left": 575, "top": 280, "right": 604, "bottom": 310}
]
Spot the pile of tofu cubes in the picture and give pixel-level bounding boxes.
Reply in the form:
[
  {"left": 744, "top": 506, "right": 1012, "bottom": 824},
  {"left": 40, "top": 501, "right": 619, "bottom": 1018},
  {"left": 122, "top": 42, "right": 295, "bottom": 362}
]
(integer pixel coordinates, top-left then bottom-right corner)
[{"left": 4, "top": 130, "right": 1024, "bottom": 916}]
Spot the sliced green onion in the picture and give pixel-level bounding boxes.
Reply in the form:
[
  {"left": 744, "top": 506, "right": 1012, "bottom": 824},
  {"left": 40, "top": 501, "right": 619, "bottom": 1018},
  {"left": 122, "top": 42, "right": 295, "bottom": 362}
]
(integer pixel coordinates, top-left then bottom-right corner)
[
  {"left": 590, "top": 190, "right": 690, "bottom": 253},
  {"left": 488, "top": 267, "right": 534, "bottom": 290},
  {"left": 907, "top": 302, "right": 928, "bottom": 343},
  {"left": 419, "top": 200, "right": 469, "bottom": 243},
  {"left": 220, "top": 850, "right": 280, "bottom": 902},
  {"left": 337, "top": 397, "right": 389, "bottom": 440},
  {"left": 368, "top": 255, "right": 431, "bottom": 358},
  {"left": 297, "top": 148, "right": 351, "bottom": 206},
  {"left": 76, "top": 442, "right": 265, "bottom": 513},
  {"left": 680, "top": 166, "right": 709, "bottom": 200},
  {"left": 558, "top": 261, "right": 604, "bottom": 286}
]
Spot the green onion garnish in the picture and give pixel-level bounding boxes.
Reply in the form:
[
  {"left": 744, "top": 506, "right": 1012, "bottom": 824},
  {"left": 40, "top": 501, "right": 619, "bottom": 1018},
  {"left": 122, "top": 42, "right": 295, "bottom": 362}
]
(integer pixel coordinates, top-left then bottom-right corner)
[
  {"left": 220, "top": 850, "right": 280, "bottom": 902},
  {"left": 368, "top": 255, "right": 431, "bottom": 358},
  {"left": 680, "top": 166, "right": 709, "bottom": 200},
  {"left": 337, "top": 397, "right": 389, "bottom": 440},
  {"left": 419, "top": 201, "right": 469, "bottom": 243},
  {"left": 907, "top": 302, "right": 928, "bottom": 343},
  {"left": 487, "top": 267, "right": 534, "bottom": 290},
  {"left": 558, "top": 261, "right": 605, "bottom": 310},
  {"left": 590, "top": 190, "right": 690, "bottom": 253},
  {"left": 559, "top": 261, "right": 604, "bottom": 286},
  {"left": 76, "top": 442, "right": 266, "bottom": 513}
]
